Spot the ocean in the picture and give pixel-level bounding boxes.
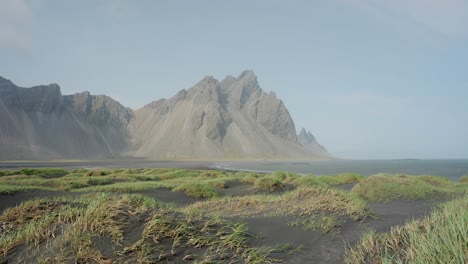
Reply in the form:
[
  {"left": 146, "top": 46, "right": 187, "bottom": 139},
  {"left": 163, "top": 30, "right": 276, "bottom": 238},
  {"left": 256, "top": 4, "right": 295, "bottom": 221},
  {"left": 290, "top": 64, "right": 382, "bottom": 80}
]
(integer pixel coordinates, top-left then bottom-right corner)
[{"left": 213, "top": 159, "right": 468, "bottom": 181}]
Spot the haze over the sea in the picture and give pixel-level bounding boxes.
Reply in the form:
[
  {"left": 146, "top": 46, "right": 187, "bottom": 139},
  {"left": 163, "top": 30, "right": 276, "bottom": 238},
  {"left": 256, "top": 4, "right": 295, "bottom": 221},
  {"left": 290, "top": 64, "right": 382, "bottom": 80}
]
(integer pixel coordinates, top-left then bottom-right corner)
[{"left": 1, "top": 0, "right": 467, "bottom": 159}]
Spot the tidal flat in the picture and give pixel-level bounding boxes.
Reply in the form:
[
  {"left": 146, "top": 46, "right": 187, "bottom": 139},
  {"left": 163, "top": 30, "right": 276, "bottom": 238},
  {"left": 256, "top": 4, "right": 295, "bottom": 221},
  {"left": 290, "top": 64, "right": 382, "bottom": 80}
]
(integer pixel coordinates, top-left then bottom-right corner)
[{"left": 0, "top": 168, "right": 466, "bottom": 263}]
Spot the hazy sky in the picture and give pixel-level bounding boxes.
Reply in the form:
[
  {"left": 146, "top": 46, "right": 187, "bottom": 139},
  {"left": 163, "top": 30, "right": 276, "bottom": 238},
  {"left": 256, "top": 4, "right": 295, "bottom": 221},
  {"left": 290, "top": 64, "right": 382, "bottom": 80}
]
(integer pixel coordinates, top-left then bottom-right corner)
[{"left": 1, "top": 0, "right": 468, "bottom": 159}]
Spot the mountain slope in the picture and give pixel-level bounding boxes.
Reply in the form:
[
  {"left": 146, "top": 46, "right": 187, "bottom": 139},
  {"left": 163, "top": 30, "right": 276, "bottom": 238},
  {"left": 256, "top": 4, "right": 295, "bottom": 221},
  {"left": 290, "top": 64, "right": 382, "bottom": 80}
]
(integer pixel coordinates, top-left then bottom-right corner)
[
  {"left": 130, "top": 70, "right": 328, "bottom": 159},
  {"left": 0, "top": 76, "right": 132, "bottom": 160},
  {"left": 0, "top": 71, "right": 330, "bottom": 160},
  {"left": 298, "top": 128, "right": 329, "bottom": 156}
]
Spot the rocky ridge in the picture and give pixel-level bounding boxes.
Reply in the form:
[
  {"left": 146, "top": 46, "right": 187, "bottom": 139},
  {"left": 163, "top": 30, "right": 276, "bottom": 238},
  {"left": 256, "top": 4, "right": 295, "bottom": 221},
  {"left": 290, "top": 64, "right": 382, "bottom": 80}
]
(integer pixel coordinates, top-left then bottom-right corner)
[{"left": 0, "top": 71, "right": 329, "bottom": 160}]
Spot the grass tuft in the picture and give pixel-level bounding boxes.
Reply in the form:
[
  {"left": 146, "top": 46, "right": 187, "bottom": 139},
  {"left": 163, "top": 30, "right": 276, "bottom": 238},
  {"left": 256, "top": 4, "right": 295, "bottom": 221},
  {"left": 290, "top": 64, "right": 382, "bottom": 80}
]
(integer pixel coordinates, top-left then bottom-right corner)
[
  {"left": 351, "top": 175, "right": 464, "bottom": 202},
  {"left": 254, "top": 177, "right": 283, "bottom": 191},
  {"left": 460, "top": 175, "right": 468, "bottom": 183},
  {"left": 344, "top": 194, "right": 468, "bottom": 263},
  {"left": 85, "top": 170, "right": 111, "bottom": 177},
  {"left": 317, "top": 173, "right": 365, "bottom": 185},
  {"left": 16, "top": 168, "right": 69, "bottom": 176},
  {"left": 172, "top": 183, "right": 220, "bottom": 198}
]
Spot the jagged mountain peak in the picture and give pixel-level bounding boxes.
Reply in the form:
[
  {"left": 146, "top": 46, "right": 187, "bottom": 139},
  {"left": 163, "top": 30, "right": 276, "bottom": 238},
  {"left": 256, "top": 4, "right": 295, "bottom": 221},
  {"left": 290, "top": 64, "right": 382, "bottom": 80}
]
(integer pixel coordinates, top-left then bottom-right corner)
[
  {"left": 0, "top": 76, "right": 13, "bottom": 86},
  {"left": 299, "top": 128, "right": 308, "bottom": 136},
  {"left": 220, "top": 75, "right": 236, "bottom": 90},
  {"left": 190, "top": 75, "right": 220, "bottom": 92},
  {"left": 64, "top": 91, "right": 133, "bottom": 127},
  {"left": 237, "top": 69, "right": 256, "bottom": 80},
  {"left": 298, "top": 128, "right": 316, "bottom": 142},
  {"left": 298, "top": 128, "right": 329, "bottom": 156},
  {"left": 0, "top": 72, "right": 330, "bottom": 160}
]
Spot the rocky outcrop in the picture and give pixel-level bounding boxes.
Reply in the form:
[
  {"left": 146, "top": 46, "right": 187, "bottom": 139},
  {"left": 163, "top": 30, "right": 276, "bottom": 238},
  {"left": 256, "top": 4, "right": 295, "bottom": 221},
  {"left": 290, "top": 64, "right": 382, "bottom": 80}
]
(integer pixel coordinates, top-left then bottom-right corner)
[
  {"left": 64, "top": 92, "right": 133, "bottom": 128},
  {"left": 0, "top": 71, "right": 330, "bottom": 160},
  {"left": 0, "top": 77, "right": 62, "bottom": 113},
  {"left": 298, "top": 128, "right": 329, "bottom": 156}
]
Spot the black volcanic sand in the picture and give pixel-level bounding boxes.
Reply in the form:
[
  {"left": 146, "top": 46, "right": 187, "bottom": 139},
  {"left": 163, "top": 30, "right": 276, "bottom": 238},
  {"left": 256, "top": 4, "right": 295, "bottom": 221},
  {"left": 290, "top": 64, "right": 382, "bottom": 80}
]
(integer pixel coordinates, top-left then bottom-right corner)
[
  {"left": 215, "top": 180, "right": 295, "bottom": 197},
  {"left": 0, "top": 160, "right": 217, "bottom": 170},
  {"left": 0, "top": 184, "right": 446, "bottom": 263},
  {"left": 0, "top": 190, "right": 79, "bottom": 214},
  {"left": 133, "top": 188, "right": 199, "bottom": 206},
  {"left": 244, "top": 198, "right": 443, "bottom": 264}
]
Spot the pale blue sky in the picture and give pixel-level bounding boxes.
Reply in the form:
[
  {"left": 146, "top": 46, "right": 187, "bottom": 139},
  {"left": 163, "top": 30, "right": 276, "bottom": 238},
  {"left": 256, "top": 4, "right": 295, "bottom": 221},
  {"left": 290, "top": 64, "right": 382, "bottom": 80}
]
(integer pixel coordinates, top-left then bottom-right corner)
[{"left": 1, "top": 0, "right": 468, "bottom": 159}]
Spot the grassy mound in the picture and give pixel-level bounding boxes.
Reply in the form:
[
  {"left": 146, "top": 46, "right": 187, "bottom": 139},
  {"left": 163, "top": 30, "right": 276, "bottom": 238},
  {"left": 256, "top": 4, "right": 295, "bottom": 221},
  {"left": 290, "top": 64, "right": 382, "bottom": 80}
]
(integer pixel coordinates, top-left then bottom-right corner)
[
  {"left": 18, "top": 168, "right": 70, "bottom": 176},
  {"left": 0, "top": 193, "right": 290, "bottom": 263},
  {"left": 254, "top": 176, "right": 283, "bottom": 191},
  {"left": 1, "top": 167, "right": 466, "bottom": 262},
  {"left": 351, "top": 175, "right": 466, "bottom": 202},
  {"left": 317, "top": 173, "right": 365, "bottom": 185},
  {"left": 344, "top": 194, "right": 468, "bottom": 263},
  {"left": 460, "top": 175, "right": 468, "bottom": 183},
  {"left": 172, "top": 183, "right": 220, "bottom": 198},
  {"left": 188, "top": 187, "right": 370, "bottom": 232}
]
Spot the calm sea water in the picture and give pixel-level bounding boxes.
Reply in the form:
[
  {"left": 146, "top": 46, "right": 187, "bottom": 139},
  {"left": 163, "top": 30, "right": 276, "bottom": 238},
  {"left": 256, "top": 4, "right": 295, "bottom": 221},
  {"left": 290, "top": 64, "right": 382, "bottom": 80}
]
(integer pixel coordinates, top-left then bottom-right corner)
[{"left": 213, "top": 159, "right": 468, "bottom": 181}]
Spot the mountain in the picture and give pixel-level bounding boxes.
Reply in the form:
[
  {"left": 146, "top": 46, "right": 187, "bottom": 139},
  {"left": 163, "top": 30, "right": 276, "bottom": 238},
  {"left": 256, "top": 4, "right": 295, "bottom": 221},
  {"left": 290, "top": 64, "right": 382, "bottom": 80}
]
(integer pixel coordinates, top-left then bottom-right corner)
[
  {"left": 0, "top": 71, "right": 330, "bottom": 160},
  {"left": 0, "top": 76, "right": 132, "bottom": 160},
  {"left": 298, "top": 128, "right": 329, "bottom": 156}
]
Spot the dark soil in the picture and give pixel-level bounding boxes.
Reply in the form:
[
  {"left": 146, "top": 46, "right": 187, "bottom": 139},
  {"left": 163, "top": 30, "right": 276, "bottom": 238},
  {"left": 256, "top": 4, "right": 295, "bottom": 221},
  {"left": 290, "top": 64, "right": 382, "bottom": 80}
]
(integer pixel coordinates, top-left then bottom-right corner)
[
  {"left": 39, "top": 173, "right": 68, "bottom": 179},
  {"left": 215, "top": 181, "right": 296, "bottom": 197},
  {"left": 334, "top": 183, "right": 356, "bottom": 191},
  {"left": 134, "top": 188, "right": 199, "bottom": 206},
  {"left": 364, "top": 198, "right": 443, "bottom": 233},
  {"left": 0, "top": 190, "right": 78, "bottom": 214},
  {"left": 0, "top": 187, "right": 449, "bottom": 263},
  {"left": 216, "top": 180, "right": 256, "bottom": 197},
  {"left": 242, "top": 197, "right": 445, "bottom": 264}
]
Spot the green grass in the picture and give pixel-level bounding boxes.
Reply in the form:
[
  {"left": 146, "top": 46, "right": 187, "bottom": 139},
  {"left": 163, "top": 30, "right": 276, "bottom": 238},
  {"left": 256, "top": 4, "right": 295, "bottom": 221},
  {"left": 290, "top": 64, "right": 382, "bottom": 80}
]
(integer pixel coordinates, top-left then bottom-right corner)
[
  {"left": 207, "top": 178, "right": 228, "bottom": 188},
  {"left": 254, "top": 176, "right": 283, "bottom": 191},
  {"left": 17, "top": 168, "right": 70, "bottom": 176},
  {"left": 239, "top": 175, "right": 260, "bottom": 184},
  {"left": 84, "top": 170, "right": 111, "bottom": 176},
  {"left": 188, "top": 186, "right": 370, "bottom": 232},
  {"left": 0, "top": 170, "right": 12, "bottom": 177},
  {"left": 1, "top": 167, "right": 466, "bottom": 262},
  {"left": 351, "top": 175, "right": 466, "bottom": 202},
  {"left": 344, "top": 194, "right": 468, "bottom": 263},
  {"left": 289, "top": 175, "right": 329, "bottom": 188},
  {"left": 73, "top": 181, "right": 165, "bottom": 192},
  {"left": 172, "top": 183, "right": 220, "bottom": 198},
  {"left": 317, "top": 173, "right": 365, "bottom": 185},
  {"left": 0, "top": 193, "right": 289, "bottom": 263},
  {"left": 460, "top": 175, "right": 468, "bottom": 183},
  {"left": 0, "top": 193, "right": 159, "bottom": 262},
  {"left": 0, "top": 184, "right": 52, "bottom": 194}
]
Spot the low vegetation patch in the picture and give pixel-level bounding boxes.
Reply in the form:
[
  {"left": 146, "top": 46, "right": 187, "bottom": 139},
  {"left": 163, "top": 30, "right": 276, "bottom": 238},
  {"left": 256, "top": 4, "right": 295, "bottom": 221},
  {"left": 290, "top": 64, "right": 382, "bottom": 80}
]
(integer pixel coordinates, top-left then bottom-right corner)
[
  {"left": 172, "top": 183, "right": 220, "bottom": 198},
  {"left": 85, "top": 170, "right": 111, "bottom": 177},
  {"left": 18, "top": 168, "right": 70, "bottom": 176},
  {"left": 0, "top": 184, "right": 51, "bottom": 195},
  {"left": 188, "top": 186, "right": 370, "bottom": 232},
  {"left": 344, "top": 194, "right": 468, "bottom": 263},
  {"left": 460, "top": 175, "right": 468, "bottom": 183},
  {"left": 1, "top": 167, "right": 466, "bottom": 262},
  {"left": 351, "top": 175, "right": 466, "bottom": 202},
  {"left": 288, "top": 175, "right": 329, "bottom": 188},
  {"left": 0, "top": 194, "right": 157, "bottom": 261},
  {"left": 317, "top": 173, "right": 365, "bottom": 185},
  {"left": 0, "top": 193, "right": 291, "bottom": 263},
  {"left": 74, "top": 181, "right": 165, "bottom": 193},
  {"left": 254, "top": 176, "right": 283, "bottom": 191},
  {"left": 123, "top": 210, "right": 292, "bottom": 263}
]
